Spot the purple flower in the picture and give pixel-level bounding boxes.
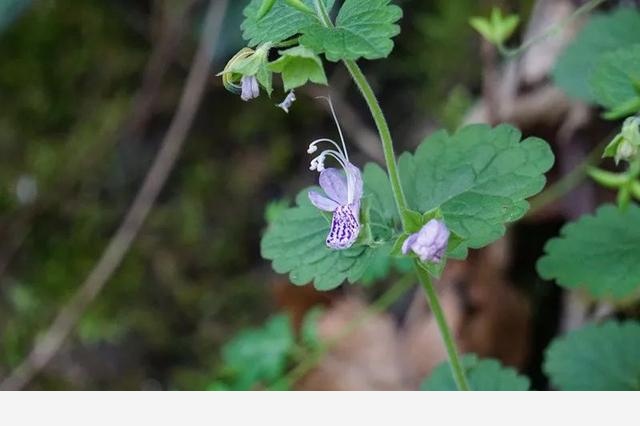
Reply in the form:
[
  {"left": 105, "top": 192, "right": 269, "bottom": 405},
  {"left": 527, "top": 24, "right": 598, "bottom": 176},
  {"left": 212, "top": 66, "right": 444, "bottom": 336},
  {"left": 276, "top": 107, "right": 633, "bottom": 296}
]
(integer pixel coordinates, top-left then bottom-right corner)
[
  {"left": 240, "top": 75, "right": 259, "bottom": 101},
  {"left": 402, "top": 219, "right": 450, "bottom": 263},
  {"left": 277, "top": 90, "right": 296, "bottom": 113},
  {"left": 307, "top": 98, "right": 363, "bottom": 250}
]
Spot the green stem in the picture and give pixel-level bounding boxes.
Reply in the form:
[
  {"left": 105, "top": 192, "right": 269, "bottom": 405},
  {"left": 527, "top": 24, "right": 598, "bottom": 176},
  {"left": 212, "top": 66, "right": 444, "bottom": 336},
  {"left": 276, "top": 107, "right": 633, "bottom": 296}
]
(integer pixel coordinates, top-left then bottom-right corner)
[
  {"left": 342, "top": 60, "right": 410, "bottom": 228},
  {"left": 415, "top": 264, "right": 470, "bottom": 391},
  {"left": 313, "top": 0, "right": 468, "bottom": 390}
]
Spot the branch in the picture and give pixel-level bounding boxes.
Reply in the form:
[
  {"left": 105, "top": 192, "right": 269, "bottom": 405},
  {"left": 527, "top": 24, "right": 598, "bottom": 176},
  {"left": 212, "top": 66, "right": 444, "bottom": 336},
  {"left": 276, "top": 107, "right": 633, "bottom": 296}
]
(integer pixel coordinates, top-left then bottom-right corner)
[{"left": 0, "top": 0, "right": 228, "bottom": 391}]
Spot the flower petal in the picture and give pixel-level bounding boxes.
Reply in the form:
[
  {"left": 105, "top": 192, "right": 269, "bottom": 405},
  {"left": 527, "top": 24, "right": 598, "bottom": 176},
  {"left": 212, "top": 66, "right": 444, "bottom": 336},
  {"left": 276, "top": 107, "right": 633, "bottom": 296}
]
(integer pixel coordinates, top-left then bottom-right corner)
[
  {"left": 326, "top": 204, "right": 360, "bottom": 249},
  {"left": 308, "top": 190, "right": 339, "bottom": 212},
  {"left": 346, "top": 163, "right": 363, "bottom": 203},
  {"left": 319, "top": 168, "right": 348, "bottom": 205},
  {"left": 401, "top": 233, "right": 418, "bottom": 255}
]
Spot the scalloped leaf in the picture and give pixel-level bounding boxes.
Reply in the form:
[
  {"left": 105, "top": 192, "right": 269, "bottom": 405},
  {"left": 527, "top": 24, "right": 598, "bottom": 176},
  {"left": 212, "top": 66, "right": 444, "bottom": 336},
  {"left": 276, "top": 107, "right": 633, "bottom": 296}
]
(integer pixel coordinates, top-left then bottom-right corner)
[
  {"left": 221, "top": 314, "right": 294, "bottom": 389},
  {"left": 242, "top": 0, "right": 336, "bottom": 47},
  {"left": 401, "top": 124, "right": 554, "bottom": 254},
  {"left": 300, "top": 0, "right": 402, "bottom": 61},
  {"left": 537, "top": 204, "right": 640, "bottom": 300},
  {"left": 553, "top": 7, "right": 640, "bottom": 102},
  {"left": 544, "top": 321, "right": 640, "bottom": 390},
  {"left": 589, "top": 44, "right": 640, "bottom": 117},
  {"left": 421, "top": 354, "right": 530, "bottom": 391}
]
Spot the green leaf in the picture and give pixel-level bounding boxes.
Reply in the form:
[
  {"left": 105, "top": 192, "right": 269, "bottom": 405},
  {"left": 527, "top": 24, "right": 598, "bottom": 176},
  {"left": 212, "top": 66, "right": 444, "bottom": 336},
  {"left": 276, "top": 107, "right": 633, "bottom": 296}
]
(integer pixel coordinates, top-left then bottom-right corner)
[
  {"left": 268, "top": 45, "right": 327, "bottom": 91},
  {"left": 537, "top": 204, "right": 640, "bottom": 300},
  {"left": 261, "top": 169, "right": 395, "bottom": 290},
  {"left": 242, "top": 0, "right": 336, "bottom": 47},
  {"left": 469, "top": 8, "right": 519, "bottom": 45},
  {"left": 400, "top": 124, "right": 554, "bottom": 255},
  {"left": 589, "top": 44, "right": 640, "bottom": 116},
  {"left": 301, "top": 306, "right": 324, "bottom": 348},
  {"left": 421, "top": 354, "right": 530, "bottom": 391},
  {"left": 553, "top": 7, "right": 640, "bottom": 102},
  {"left": 544, "top": 320, "right": 640, "bottom": 390},
  {"left": 221, "top": 314, "right": 294, "bottom": 388},
  {"left": 300, "top": 0, "right": 403, "bottom": 61}
]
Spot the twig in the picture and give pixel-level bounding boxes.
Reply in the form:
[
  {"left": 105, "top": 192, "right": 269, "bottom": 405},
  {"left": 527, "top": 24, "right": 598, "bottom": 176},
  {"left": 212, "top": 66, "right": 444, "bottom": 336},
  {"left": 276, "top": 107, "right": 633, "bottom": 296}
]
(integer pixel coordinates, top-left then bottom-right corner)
[{"left": 0, "top": 0, "right": 228, "bottom": 391}]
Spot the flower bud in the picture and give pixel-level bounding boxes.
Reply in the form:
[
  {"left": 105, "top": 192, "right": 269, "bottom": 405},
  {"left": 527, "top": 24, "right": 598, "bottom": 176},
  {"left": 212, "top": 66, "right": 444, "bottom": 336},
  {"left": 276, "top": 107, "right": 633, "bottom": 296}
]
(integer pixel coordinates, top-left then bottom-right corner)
[
  {"left": 402, "top": 219, "right": 450, "bottom": 263},
  {"left": 240, "top": 75, "right": 259, "bottom": 101},
  {"left": 604, "top": 116, "right": 640, "bottom": 165}
]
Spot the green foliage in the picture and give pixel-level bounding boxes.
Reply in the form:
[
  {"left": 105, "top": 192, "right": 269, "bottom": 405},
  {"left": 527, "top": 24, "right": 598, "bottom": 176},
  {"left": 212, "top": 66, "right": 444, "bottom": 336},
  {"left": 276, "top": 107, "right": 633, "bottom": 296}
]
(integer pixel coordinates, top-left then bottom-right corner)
[
  {"left": 221, "top": 314, "right": 294, "bottom": 389},
  {"left": 544, "top": 321, "right": 640, "bottom": 390},
  {"left": 589, "top": 44, "right": 640, "bottom": 119},
  {"left": 553, "top": 7, "right": 640, "bottom": 102},
  {"left": 268, "top": 45, "right": 327, "bottom": 91},
  {"left": 469, "top": 7, "right": 519, "bottom": 45},
  {"left": 261, "top": 124, "right": 552, "bottom": 289},
  {"left": 300, "top": 0, "right": 403, "bottom": 61},
  {"left": 260, "top": 187, "right": 391, "bottom": 291},
  {"left": 399, "top": 124, "right": 553, "bottom": 255},
  {"left": 421, "top": 354, "right": 530, "bottom": 391},
  {"left": 242, "top": 0, "right": 336, "bottom": 47},
  {"left": 537, "top": 204, "right": 640, "bottom": 300},
  {"left": 301, "top": 307, "right": 323, "bottom": 348}
]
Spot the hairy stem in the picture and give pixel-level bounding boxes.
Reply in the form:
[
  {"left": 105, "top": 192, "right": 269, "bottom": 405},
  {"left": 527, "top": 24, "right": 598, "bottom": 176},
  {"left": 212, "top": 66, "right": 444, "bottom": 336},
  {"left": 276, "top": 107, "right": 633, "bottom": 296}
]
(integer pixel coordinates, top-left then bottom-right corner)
[{"left": 415, "top": 264, "right": 471, "bottom": 391}]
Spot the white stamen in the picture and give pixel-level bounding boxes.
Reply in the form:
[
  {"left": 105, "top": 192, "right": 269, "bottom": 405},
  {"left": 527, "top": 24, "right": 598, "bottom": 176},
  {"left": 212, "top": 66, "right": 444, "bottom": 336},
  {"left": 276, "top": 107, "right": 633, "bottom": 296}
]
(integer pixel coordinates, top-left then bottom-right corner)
[{"left": 307, "top": 97, "right": 356, "bottom": 202}]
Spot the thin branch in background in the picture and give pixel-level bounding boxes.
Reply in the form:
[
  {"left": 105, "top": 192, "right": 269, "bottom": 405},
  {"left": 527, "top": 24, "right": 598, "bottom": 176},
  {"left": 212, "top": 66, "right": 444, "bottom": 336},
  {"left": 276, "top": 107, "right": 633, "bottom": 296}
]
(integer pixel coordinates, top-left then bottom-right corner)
[
  {"left": 0, "top": 0, "right": 229, "bottom": 391},
  {"left": 0, "top": 1, "right": 194, "bottom": 281}
]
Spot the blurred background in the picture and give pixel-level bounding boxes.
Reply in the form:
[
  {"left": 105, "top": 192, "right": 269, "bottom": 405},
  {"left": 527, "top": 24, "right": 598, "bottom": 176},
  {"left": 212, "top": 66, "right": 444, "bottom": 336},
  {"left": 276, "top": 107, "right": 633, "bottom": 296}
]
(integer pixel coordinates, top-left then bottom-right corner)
[{"left": 0, "top": 0, "right": 636, "bottom": 390}]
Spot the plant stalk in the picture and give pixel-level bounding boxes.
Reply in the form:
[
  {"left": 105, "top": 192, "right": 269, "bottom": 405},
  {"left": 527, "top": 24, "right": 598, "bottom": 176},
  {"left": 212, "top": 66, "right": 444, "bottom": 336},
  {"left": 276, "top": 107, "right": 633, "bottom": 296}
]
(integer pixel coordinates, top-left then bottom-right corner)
[
  {"left": 415, "top": 264, "right": 471, "bottom": 390},
  {"left": 313, "top": 0, "right": 469, "bottom": 390}
]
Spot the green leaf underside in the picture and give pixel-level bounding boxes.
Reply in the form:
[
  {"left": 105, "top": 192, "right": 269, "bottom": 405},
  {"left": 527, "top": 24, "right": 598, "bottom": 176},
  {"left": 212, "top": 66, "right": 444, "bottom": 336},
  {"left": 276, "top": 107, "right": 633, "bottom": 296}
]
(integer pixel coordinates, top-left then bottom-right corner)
[
  {"left": 242, "top": 0, "right": 336, "bottom": 47},
  {"left": 589, "top": 44, "right": 640, "bottom": 112},
  {"left": 300, "top": 0, "right": 403, "bottom": 61},
  {"left": 400, "top": 124, "right": 553, "bottom": 253},
  {"left": 421, "top": 354, "right": 530, "bottom": 391},
  {"left": 544, "top": 321, "right": 640, "bottom": 391},
  {"left": 553, "top": 7, "right": 640, "bottom": 102},
  {"left": 268, "top": 45, "right": 328, "bottom": 91},
  {"left": 537, "top": 204, "right": 640, "bottom": 300},
  {"left": 221, "top": 314, "right": 293, "bottom": 388}
]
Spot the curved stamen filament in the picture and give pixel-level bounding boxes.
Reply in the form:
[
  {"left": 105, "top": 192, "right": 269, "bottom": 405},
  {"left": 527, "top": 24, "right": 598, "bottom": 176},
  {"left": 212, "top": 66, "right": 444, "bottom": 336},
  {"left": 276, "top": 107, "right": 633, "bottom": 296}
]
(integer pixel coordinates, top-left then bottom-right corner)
[
  {"left": 316, "top": 96, "right": 349, "bottom": 162},
  {"left": 308, "top": 138, "right": 345, "bottom": 157}
]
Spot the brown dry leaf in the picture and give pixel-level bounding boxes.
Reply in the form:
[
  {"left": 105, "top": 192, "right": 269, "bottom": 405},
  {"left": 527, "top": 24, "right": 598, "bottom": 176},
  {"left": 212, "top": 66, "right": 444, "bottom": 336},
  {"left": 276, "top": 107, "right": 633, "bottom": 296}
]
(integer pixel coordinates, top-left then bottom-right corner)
[{"left": 295, "top": 296, "right": 405, "bottom": 390}]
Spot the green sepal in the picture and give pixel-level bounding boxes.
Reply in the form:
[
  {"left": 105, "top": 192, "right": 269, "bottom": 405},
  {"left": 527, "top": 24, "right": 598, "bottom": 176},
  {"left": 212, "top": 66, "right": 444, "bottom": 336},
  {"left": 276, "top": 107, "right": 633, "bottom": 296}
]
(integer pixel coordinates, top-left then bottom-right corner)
[
  {"left": 268, "top": 45, "right": 328, "bottom": 91},
  {"left": 403, "top": 209, "right": 423, "bottom": 233},
  {"left": 390, "top": 233, "right": 409, "bottom": 257},
  {"left": 218, "top": 45, "right": 274, "bottom": 96}
]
